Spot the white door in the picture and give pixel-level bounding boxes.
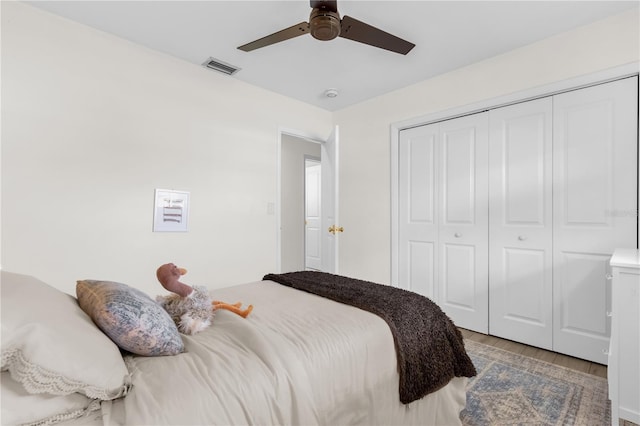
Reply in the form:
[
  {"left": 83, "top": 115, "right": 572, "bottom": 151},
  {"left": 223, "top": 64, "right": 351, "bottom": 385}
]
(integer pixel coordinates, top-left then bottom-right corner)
[
  {"left": 438, "top": 113, "right": 489, "bottom": 333},
  {"left": 398, "top": 123, "right": 439, "bottom": 299},
  {"left": 305, "top": 160, "right": 322, "bottom": 270},
  {"left": 553, "top": 77, "right": 638, "bottom": 364},
  {"left": 489, "top": 97, "right": 553, "bottom": 350},
  {"left": 321, "top": 126, "right": 339, "bottom": 273}
]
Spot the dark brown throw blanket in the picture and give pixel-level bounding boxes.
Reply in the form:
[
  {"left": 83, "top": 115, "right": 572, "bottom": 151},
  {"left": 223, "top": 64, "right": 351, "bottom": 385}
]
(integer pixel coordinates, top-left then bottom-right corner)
[{"left": 263, "top": 271, "right": 476, "bottom": 404}]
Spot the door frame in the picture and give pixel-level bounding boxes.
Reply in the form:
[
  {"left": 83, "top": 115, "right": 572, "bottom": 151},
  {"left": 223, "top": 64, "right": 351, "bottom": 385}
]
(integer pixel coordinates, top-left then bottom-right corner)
[
  {"left": 276, "top": 127, "right": 326, "bottom": 273},
  {"left": 390, "top": 62, "right": 639, "bottom": 286}
]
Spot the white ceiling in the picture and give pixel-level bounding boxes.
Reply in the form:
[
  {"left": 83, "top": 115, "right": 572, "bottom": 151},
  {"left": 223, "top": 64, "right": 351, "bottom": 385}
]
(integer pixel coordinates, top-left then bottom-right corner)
[{"left": 27, "top": 1, "right": 638, "bottom": 111}]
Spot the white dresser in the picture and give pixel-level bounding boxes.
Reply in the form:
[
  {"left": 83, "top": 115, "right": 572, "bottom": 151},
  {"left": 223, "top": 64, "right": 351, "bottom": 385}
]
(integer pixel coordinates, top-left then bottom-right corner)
[{"left": 608, "top": 249, "right": 640, "bottom": 426}]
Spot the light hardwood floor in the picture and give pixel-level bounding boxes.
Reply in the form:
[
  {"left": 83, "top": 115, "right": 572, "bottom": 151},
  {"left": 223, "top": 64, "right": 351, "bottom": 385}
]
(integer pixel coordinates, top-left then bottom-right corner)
[
  {"left": 459, "top": 328, "right": 607, "bottom": 378},
  {"left": 459, "top": 328, "right": 639, "bottom": 426}
]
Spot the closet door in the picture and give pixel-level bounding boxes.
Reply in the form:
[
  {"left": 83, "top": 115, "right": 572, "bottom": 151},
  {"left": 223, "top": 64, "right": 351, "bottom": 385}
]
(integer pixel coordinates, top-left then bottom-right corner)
[
  {"left": 553, "top": 77, "right": 638, "bottom": 364},
  {"left": 438, "top": 113, "right": 489, "bottom": 333},
  {"left": 489, "top": 98, "right": 553, "bottom": 349},
  {"left": 398, "top": 124, "right": 439, "bottom": 299}
]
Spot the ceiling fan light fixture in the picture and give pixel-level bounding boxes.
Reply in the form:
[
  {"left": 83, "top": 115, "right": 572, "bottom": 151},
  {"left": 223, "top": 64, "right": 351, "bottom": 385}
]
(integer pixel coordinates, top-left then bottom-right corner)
[{"left": 309, "top": 8, "right": 341, "bottom": 41}]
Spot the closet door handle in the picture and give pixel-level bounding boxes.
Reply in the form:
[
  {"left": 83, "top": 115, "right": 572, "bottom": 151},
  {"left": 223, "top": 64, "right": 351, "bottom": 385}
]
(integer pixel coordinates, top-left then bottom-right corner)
[
  {"left": 518, "top": 235, "right": 527, "bottom": 241},
  {"left": 454, "top": 233, "right": 462, "bottom": 238}
]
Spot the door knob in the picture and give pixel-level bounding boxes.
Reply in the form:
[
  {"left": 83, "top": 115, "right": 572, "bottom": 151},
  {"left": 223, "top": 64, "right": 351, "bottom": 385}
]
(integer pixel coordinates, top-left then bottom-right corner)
[
  {"left": 518, "top": 235, "right": 527, "bottom": 241},
  {"left": 454, "top": 232, "right": 462, "bottom": 238},
  {"left": 328, "top": 225, "right": 344, "bottom": 234}
]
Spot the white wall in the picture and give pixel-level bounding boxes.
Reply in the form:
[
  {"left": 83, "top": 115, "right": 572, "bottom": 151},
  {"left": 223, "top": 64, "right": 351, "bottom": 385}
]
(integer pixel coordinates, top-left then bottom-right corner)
[
  {"left": 335, "top": 8, "right": 640, "bottom": 285},
  {"left": 1, "top": 2, "right": 332, "bottom": 295},
  {"left": 2, "top": 3, "right": 639, "bottom": 295}
]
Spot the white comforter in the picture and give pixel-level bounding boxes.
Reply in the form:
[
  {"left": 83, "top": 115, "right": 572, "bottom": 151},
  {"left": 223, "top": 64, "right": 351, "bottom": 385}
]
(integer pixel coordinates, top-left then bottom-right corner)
[{"left": 102, "top": 280, "right": 467, "bottom": 425}]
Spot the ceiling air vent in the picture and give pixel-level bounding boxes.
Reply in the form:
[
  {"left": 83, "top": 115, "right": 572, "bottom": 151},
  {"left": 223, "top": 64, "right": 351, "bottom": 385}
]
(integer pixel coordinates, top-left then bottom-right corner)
[{"left": 202, "top": 57, "right": 240, "bottom": 76}]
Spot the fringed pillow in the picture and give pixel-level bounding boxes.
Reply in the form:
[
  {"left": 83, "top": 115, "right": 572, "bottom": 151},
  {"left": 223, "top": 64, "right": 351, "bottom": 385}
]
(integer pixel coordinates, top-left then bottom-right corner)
[{"left": 1, "top": 271, "right": 131, "bottom": 425}]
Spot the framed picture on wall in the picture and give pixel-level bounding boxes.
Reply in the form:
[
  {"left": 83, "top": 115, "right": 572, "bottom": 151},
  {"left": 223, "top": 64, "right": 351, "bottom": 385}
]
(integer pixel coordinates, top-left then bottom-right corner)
[{"left": 153, "top": 189, "right": 190, "bottom": 232}]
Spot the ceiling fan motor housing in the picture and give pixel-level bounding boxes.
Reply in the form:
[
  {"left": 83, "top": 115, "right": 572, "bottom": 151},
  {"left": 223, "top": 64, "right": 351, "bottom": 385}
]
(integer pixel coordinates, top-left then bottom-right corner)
[{"left": 310, "top": 8, "right": 341, "bottom": 41}]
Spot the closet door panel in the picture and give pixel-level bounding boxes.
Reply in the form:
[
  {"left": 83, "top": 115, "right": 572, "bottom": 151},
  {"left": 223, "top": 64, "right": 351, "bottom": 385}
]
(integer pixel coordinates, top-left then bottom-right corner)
[
  {"left": 438, "top": 113, "right": 489, "bottom": 333},
  {"left": 489, "top": 98, "right": 553, "bottom": 349},
  {"left": 398, "top": 125, "right": 439, "bottom": 299},
  {"left": 442, "top": 243, "right": 477, "bottom": 307},
  {"left": 442, "top": 132, "right": 474, "bottom": 224},
  {"left": 557, "top": 252, "right": 610, "bottom": 333},
  {"left": 553, "top": 77, "right": 638, "bottom": 364}
]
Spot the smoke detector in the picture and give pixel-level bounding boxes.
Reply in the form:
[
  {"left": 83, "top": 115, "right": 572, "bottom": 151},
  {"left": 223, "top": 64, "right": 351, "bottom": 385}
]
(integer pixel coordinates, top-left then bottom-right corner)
[{"left": 325, "top": 88, "right": 339, "bottom": 98}]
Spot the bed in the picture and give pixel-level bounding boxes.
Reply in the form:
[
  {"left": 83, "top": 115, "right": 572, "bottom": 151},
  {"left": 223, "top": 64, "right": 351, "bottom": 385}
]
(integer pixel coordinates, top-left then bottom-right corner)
[{"left": 1, "top": 270, "right": 475, "bottom": 426}]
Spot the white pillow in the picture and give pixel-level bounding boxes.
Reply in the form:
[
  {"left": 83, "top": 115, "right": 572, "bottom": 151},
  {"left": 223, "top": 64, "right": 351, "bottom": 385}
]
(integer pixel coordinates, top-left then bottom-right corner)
[
  {"left": 1, "top": 371, "right": 101, "bottom": 426},
  {"left": 0, "top": 271, "right": 130, "bottom": 400}
]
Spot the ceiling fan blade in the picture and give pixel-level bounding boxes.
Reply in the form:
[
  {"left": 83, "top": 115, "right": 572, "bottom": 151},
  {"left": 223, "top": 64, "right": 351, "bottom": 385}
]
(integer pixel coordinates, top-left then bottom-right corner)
[
  {"left": 339, "top": 15, "right": 415, "bottom": 55},
  {"left": 310, "top": 1, "right": 338, "bottom": 12},
  {"left": 238, "top": 22, "right": 310, "bottom": 52}
]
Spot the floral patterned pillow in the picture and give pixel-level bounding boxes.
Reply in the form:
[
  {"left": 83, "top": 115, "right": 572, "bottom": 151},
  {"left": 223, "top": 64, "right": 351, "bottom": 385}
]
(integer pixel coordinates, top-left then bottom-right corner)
[{"left": 76, "top": 280, "right": 184, "bottom": 356}]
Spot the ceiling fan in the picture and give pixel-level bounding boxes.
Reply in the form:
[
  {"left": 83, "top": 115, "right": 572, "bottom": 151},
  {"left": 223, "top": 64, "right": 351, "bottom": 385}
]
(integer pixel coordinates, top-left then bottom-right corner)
[{"left": 237, "top": 0, "right": 415, "bottom": 55}]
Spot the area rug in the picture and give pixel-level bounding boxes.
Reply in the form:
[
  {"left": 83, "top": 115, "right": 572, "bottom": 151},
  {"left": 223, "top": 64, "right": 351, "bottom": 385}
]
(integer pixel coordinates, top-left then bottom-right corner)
[{"left": 460, "top": 340, "right": 610, "bottom": 425}]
